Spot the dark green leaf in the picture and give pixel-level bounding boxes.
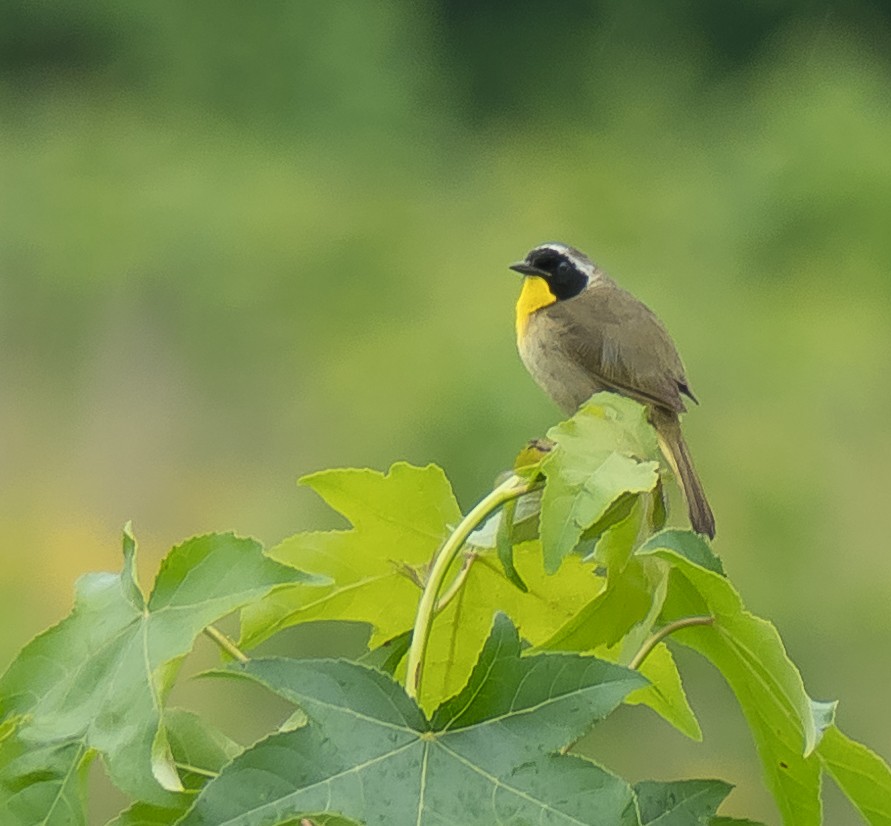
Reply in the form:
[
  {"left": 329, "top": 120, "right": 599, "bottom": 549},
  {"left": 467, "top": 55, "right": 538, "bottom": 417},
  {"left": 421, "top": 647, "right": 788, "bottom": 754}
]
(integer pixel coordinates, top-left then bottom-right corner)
[
  {"left": 635, "top": 778, "right": 732, "bottom": 824},
  {"left": 180, "top": 615, "right": 646, "bottom": 825},
  {"left": 106, "top": 802, "right": 186, "bottom": 826},
  {"left": 638, "top": 530, "right": 725, "bottom": 576},
  {"left": 357, "top": 630, "right": 412, "bottom": 676}
]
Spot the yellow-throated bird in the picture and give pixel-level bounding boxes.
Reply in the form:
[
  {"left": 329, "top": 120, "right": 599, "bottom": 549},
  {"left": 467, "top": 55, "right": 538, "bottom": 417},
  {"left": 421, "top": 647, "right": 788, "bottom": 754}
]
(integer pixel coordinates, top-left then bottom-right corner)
[{"left": 510, "top": 242, "right": 715, "bottom": 538}]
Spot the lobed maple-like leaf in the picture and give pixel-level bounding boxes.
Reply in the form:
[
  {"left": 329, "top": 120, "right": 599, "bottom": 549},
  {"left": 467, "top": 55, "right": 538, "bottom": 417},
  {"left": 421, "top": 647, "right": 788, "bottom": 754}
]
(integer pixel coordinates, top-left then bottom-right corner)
[
  {"left": 179, "top": 615, "right": 648, "bottom": 825},
  {"left": 0, "top": 528, "right": 309, "bottom": 825},
  {"left": 240, "top": 463, "right": 462, "bottom": 649}
]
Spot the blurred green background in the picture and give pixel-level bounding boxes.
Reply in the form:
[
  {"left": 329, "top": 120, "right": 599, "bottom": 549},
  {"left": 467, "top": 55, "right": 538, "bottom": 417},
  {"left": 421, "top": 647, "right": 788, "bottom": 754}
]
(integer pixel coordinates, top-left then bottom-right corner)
[{"left": 3, "top": 2, "right": 891, "bottom": 822}]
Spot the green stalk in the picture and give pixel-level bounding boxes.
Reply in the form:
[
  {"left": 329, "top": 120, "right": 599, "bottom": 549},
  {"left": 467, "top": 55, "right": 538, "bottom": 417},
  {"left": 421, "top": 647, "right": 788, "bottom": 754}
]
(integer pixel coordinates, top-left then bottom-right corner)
[
  {"left": 405, "top": 473, "right": 534, "bottom": 700},
  {"left": 628, "top": 615, "right": 714, "bottom": 670},
  {"left": 203, "top": 624, "right": 250, "bottom": 663}
]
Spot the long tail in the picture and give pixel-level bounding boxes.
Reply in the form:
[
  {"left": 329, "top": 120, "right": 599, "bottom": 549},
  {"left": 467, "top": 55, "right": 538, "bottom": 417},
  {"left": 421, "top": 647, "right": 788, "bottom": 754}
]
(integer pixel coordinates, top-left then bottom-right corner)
[{"left": 649, "top": 407, "right": 716, "bottom": 539}]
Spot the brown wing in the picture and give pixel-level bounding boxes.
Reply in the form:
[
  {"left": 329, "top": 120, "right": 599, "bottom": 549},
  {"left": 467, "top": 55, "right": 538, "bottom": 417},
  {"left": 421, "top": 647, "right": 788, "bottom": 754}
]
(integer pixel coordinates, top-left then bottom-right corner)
[{"left": 546, "top": 279, "right": 691, "bottom": 413}]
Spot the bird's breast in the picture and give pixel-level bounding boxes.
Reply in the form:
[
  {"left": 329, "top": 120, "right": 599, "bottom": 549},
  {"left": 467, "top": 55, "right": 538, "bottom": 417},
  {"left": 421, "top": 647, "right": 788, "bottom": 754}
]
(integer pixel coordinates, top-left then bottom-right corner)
[{"left": 517, "top": 310, "right": 604, "bottom": 414}]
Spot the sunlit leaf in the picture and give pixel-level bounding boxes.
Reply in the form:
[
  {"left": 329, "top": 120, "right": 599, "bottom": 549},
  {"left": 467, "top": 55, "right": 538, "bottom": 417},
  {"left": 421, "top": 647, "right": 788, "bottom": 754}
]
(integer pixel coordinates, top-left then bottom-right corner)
[
  {"left": 240, "top": 463, "right": 462, "bottom": 649},
  {"left": 626, "top": 642, "right": 702, "bottom": 741},
  {"left": 420, "top": 543, "right": 605, "bottom": 712},
  {"left": 539, "top": 557, "right": 655, "bottom": 652}
]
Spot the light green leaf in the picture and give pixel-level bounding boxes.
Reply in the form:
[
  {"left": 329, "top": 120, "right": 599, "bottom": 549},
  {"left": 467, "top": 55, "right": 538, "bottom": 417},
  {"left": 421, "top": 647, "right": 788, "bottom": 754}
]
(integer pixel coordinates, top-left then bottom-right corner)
[
  {"left": 467, "top": 486, "right": 542, "bottom": 551},
  {"left": 642, "top": 549, "right": 823, "bottom": 826},
  {"left": 817, "top": 725, "right": 891, "bottom": 826},
  {"left": 540, "top": 394, "right": 661, "bottom": 573},
  {"left": 240, "top": 463, "right": 462, "bottom": 649},
  {"left": 539, "top": 557, "right": 655, "bottom": 652},
  {"left": 179, "top": 615, "right": 646, "bottom": 826},
  {"left": 0, "top": 530, "right": 306, "bottom": 823},
  {"left": 626, "top": 642, "right": 702, "bottom": 741},
  {"left": 420, "top": 542, "right": 606, "bottom": 712},
  {"left": 580, "top": 493, "right": 648, "bottom": 571},
  {"left": 634, "top": 779, "right": 733, "bottom": 825}
]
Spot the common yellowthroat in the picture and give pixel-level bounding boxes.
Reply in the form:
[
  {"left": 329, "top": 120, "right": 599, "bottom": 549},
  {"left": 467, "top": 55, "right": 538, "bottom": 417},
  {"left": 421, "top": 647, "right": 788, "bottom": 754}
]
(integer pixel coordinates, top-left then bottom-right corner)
[{"left": 510, "top": 242, "right": 715, "bottom": 538}]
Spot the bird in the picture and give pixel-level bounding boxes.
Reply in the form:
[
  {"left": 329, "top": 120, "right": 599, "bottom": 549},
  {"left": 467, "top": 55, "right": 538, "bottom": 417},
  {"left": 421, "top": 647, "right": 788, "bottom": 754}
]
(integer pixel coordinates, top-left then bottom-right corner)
[{"left": 509, "top": 242, "right": 715, "bottom": 538}]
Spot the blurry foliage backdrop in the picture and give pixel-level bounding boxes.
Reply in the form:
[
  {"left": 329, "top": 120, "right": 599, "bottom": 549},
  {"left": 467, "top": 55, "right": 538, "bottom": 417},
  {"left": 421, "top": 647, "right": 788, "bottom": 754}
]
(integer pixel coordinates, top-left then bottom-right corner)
[{"left": 2, "top": 2, "right": 891, "bottom": 822}]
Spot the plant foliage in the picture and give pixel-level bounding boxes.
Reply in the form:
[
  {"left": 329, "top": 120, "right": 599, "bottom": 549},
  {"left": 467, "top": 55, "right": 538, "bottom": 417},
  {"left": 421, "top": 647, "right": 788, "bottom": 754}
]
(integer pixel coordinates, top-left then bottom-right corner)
[{"left": 2, "top": 394, "right": 889, "bottom": 825}]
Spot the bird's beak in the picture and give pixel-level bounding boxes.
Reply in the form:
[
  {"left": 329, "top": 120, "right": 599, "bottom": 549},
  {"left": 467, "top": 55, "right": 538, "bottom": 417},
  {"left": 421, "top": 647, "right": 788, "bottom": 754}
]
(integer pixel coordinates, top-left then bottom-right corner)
[{"left": 509, "top": 261, "right": 547, "bottom": 277}]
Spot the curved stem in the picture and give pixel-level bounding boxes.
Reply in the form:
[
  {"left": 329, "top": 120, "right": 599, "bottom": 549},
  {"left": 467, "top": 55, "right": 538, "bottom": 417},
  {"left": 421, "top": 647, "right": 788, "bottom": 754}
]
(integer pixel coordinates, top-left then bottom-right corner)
[
  {"left": 203, "top": 624, "right": 249, "bottom": 663},
  {"left": 405, "top": 474, "right": 535, "bottom": 699},
  {"left": 435, "top": 552, "right": 477, "bottom": 614},
  {"left": 629, "top": 615, "right": 714, "bottom": 671}
]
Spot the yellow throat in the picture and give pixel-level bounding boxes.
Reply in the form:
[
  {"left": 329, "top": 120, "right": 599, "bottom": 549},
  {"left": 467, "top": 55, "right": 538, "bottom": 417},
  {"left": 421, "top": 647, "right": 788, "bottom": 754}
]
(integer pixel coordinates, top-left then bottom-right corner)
[{"left": 515, "top": 275, "right": 556, "bottom": 339}]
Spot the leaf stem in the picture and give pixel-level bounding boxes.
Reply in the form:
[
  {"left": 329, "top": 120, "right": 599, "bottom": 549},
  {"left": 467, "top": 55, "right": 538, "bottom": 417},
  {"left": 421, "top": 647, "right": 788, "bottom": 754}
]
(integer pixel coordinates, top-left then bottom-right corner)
[
  {"left": 406, "top": 473, "right": 535, "bottom": 699},
  {"left": 203, "top": 625, "right": 250, "bottom": 664},
  {"left": 435, "top": 552, "right": 477, "bottom": 614},
  {"left": 175, "top": 762, "right": 220, "bottom": 779},
  {"left": 629, "top": 615, "right": 714, "bottom": 670}
]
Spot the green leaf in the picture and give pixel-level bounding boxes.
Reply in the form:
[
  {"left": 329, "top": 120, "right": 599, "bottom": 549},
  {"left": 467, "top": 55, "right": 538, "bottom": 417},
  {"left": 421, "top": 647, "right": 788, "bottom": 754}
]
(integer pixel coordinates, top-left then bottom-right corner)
[
  {"left": 626, "top": 642, "right": 702, "bottom": 741},
  {"left": 807, "top": 699, "right": 837, "bottom": 755},
  {"left": 638, "top": 529, "right": 725, "bottom": 576},
  {"left": 180, "top": 615, "right": 647, "bottom": 825},
  {"left": 357, "top": 630, "right": 412, "bottom": 676},
  {"left": 578, "top": 492, "right": 646, "bottom": 569},
  {"left": 420, "top": 542, "right": 606, "bottom": 712},
  {"left": 709, "top": 818, "right": 768, "bottom": 826},
  {"left": 539, "top": 557, "right": 655, "bottom": 652},
  {"left": 163, "top": 709, "right": 241, "bottom": 790},
  {"left": 240, "top": 463, "right": 462, "bottom": 649},
  {"left": 468, "top": 486, "right": 543, "bottom": 552},
  {"left": 0, "top": 530, "right": 306, "bottom": 823},
  {"left": 817, "top": 725, "right": 891, "bottom": 825},
  {"left": 106, "top": 802, "right": 186, "bottom": 826},
  {"left": 495, "top": 496, "right": 529, "bottom": 592},
  {"left": 634, "top": 778, "right": 733, "bottom": 825},
  {"left": 540, "top": 395, "right": 660, "bottom": 573},
  {"left": 641, "top": 549, "right": 823, "bottom": 826}
]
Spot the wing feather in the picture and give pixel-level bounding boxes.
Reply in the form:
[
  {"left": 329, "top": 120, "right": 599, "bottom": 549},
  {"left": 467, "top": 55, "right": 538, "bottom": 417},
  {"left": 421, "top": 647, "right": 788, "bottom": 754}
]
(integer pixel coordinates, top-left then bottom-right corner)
[{"left": 546, "top": 281, "right": 690, "bottom": 414}]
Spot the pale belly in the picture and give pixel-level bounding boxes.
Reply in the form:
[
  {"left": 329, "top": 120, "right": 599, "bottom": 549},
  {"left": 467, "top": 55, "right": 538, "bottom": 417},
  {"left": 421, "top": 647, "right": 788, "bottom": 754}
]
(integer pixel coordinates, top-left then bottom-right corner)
[{"left": 517, "top": 316, "right": 605, "bottom": 414}]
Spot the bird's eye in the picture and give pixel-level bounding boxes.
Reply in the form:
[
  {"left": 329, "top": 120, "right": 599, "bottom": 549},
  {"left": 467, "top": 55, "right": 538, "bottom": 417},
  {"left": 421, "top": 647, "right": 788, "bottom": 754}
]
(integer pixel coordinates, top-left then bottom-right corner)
[{"left": 557, "top": 261, "right": 573, "bottom": 279}]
